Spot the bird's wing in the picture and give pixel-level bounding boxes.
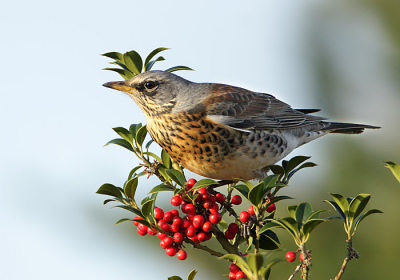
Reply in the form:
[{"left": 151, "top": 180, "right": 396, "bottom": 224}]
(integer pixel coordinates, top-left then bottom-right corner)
[{"left": 203, "top": 84, "right": 326, "bottom": 131}]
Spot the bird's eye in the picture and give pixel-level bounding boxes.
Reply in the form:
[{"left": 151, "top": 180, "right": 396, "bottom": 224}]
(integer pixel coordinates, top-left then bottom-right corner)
[{"left": 144, "top": 81, "right": 158, "bottom": 90}]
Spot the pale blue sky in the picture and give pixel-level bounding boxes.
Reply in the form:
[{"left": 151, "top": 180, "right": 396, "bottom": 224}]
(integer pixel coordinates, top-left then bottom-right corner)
[{"left": 1, "top": 1, "right": 399, "bottom": 279}]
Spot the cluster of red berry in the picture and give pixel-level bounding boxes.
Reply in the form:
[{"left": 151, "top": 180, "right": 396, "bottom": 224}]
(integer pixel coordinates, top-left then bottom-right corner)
[
  {"left": 285, "top": 251, "right": 305, "bottom": 262},
  {"left": 228, "top": 263, "right": 247, "bottom": 279}
]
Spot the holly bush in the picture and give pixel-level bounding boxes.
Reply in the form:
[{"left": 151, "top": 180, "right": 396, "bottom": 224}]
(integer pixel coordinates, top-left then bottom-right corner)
[{"left": 97, "top": 48, "right": 384, "bottom": 280}]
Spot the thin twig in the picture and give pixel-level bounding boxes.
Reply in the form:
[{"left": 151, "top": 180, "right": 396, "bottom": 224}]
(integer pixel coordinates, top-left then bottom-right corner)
[
  {"left": 288, "top": 264, "right": 302, "bottom": 280},
  {"left": 332, "top": 239, "right": 359, "bottom": 280}
]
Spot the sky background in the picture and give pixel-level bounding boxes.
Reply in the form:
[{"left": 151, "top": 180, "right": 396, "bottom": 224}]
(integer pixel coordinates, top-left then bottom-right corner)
[{"left": 1, "top": 1, "right": 400, "bottom": 279}]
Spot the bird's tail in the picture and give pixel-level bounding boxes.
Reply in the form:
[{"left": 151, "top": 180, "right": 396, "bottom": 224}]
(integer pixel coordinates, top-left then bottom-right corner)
[{"left": 324, "top": 122, "right": 380, "bottom": 134}]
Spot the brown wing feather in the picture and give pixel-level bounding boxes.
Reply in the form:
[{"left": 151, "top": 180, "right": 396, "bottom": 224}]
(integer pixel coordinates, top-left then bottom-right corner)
[{"left": 203, "top": 84, "right": 326, "bottom": 130}]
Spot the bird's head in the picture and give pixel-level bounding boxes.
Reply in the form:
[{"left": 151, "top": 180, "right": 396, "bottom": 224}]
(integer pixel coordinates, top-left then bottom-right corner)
[{"left": 103, "top": 70, "right": 195, "bottom": 117}]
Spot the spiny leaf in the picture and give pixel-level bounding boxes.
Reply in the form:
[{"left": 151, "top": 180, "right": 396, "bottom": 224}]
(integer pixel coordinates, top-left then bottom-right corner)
[
  {"left": 104, "top": 138, "right": 134, "bottom": 152},
  {"left": 385, "top": 161, "right": 400, "bottom": 183},
  {"left": 96, "top": 183, "right": 123, "bottom": 198}
]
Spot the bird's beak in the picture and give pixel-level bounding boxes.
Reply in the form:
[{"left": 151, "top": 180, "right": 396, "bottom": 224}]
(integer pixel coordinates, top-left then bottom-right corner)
[{"left": 102, "top": 81, "right": 133, "bottom": 93}]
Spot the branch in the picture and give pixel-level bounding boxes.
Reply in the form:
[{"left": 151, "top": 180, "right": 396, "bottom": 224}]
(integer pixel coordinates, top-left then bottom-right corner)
[
  {"left": 332, "top": 239, "right": 359, "bottom": 280},
  {"left": 184, "top": 238, "right": 224, "bottom": 257},
  {"left": 288, "top": 264, "right": 302, "bottom": 280}
]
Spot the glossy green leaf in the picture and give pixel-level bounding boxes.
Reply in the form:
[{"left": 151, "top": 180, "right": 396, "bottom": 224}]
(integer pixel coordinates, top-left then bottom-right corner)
[
  {"left": 273, "top": 217, "right": 298, "bottom": 237},
  {"left": 124, "top": 50, "right": 143, "bottom": 74},
  {"left": 96, "top": 183, "right": 123, "bottom": 198},
  {"left": 102, "top": 68, "right": 134, "bottom": 80},
  {"left": 104, "top": 138, "right": 134, "bottom": 152},
  {"left": 285, "top": 156, "right": 311, "bottom": 173},
  {"left": 141, "top": 199, "right": 155, "bottom": 221},
  {"left": 187, "top": 269, "right": 199, "bottom": 280},
  {"left": 168, "top": 276, "right": 182, "bottom": 280},
  {"left": 287, "top": 162, "right": 317, "bottom": 181},
  {"left": 161, "top": 149, "right": 172, "bottom": 169},
  {"left": 144, "top": 47, "right": 169, "bottom": 68},
  {"left": 329, "top": 193, "right": 349, "bottom": 215},
  {"left": 145, "top": 56, "right": 166, "bottom": 71},
  {"left": 295, "top": 202, "right": 312, "bottom": 226},
  {"left": 268, "top": 165, "right": 285, "bottom": 176},
  {"left": 192, "top": 179, "right": 218, "bottom": 191},
  {"left": 268, "top": 196, "right": 293, "bottom": 205},
  {"left": 218, "top": 218, "right": 228, "bottom": 231},
  {"left": 102, "top": 52, "right": 124, "bottom": 63},
  {"left": 234, "top": 184, "right": 250, "bottom": 199},
  {"left": 166, "top": 169, "right": 186, "bottom": 186},
  {"left": 259, "top": 230, "right": 280, "bottom": 250},
  {"left": 112, "top": 127, "right": 133, "bottom": 144},
  {"left": 145, "top": 139, "right": 154, "bottom": 150},
  {"left": 247, "top": 254, "right": 264, "bottom": 274},
  {"left": 260, "top": 267, "right": 271, "bottom": 280},
  {"left": 148, "top": 184, "right": 175, "bottom": 194},
  {"left": 301, "top": 219, "right": 325, "bottom": 236},
  {"left": 124, "top": 177, "right": 138, "bottom": 200},
  {"left": 385, "top": 161, "right": 400, "bottom": 183},
  {"left": 324, "top": 200, "right": 346, "bottom": 220},
  {"left": 349, "top": 194, "right": 371, "bottom": 219},
  {"left": 165, "top": 66, "right": 194, "bottom": 72},
  {"left": 129, "top": 123, "right": 141, "bottom": 138},
  {"left": 135, "top": 125, "right": 148, "bottom": 147},
  {"left": 132, "top": 219, "right": 151, "bottom": 228},
  {"left": 287, "top": 205, "right": 297, "bottom": 219},
  {"left": 248, "top": 181, "right": 265, "bottom": 206},
  {"left": 127, "top": 166, "right": 142, "bottom": 181},
  {"left": 111, "top": 205, "right": 143, "bottom": 217},
  {"left": 114, "top": 218, "right": 132, "bottom": 225},
  {"left": 143, "top": 152, "right": 162, "bottom": 162},
  {"left": 103, "top": 198, "right": 117, "bottom": 205},
  {"left": 219, "top": 254, "right": 250, "bottom": 271},
  {"left": 354, "top": 209, "right": 383, "bottom": 231},
  {"left": 262, "top": 174, "right": 280, "bottom": 188},
  {"left": 307, "top": 209, "right": 326, "bottom": 221},
  {"left": 259, "top": 222, "right": 280, "bottom": 235},
  {"left": 109, "top": 61, "right": 131, "bottom": 71}
]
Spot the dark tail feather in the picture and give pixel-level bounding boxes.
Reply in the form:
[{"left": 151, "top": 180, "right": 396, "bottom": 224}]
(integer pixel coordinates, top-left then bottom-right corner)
[{"left": 324, "top": 122, "right": 381, "bottom": 134}]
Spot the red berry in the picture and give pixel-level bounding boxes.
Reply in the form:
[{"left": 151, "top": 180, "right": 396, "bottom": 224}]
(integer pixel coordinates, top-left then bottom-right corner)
[
  {"left": 171, "top": 196, "right": 182, "bottom": 206},
  {"left": 225, "top": 230, "right": 236, "bottom": 240},
  {"left": 202, "top": 221, "right": 213, "bottom": 232},
  {"left": 160, "top": 222, "right": 170, "bottom": 232},
  {"left": 236, "top": 271, "right": 247, "bottom": 279},
  {"left": 177, "top": 249, "right": 187, "bottom": 260},
  {"left": 138, "top": 223, "right": 148, "bottom": 232},
  {"left": 182, "top": 218, "right": 192, "bottom": 228},
  {"left": 192, "top": 215, "right": 205, "bottom": 228},
  {"left": 202, "top": 193, "right": 211, "bottom": 201},
  {"left": 215, "top": 193, "right": 226, "bottom": 203},
  {"left": 205, "top": 231, "right": 213, "bottom": 241},
  {"left": 164, "top": 211, "right": 173, "bottom": 222},
  {"left": 229, "top": 272, "right": 236, "bottom": 280},
  {"left": 248, "top": 206, "right": 255, "bottom": 216},
  {"left": 197, "top": 232, "right": 207, "bottom": 242},
  {"left": 197, "top": 187, "right": 207, "bottom": 195},
  {"left": 300, "top": 253, "right": 305, "bottom": 262},
  {"left": 186, "top": 226, "right": 197, "bottom": 237},
  {"left": 203, "top": 200, "right": 212, "bottom": 209},
  {"left": 163, "top": 236, "right": 173, "bottom": 247},
  {"left": 229, "top": 263, "right": 240, "bottom": 273},
  {"left": 194, "top": 194, "right": 202, "bottom": 202},
  {"left": 154, "top": 208, "right": 164, "bottom": 220},
  {"left": 231, "top": 195, "right": 242, "bottom": 205},
  {"left": 187, "top": 214, "right": 195, "bottom": 221},
  {"left": 208, "top": 203, "right": 219, "bottom": 213},
  {"left": 209, "top": 195, "right": 217, "bottom": 204},
  {"left": 173, "top": 232, "right": 183, "bottom": 243},
  {"left": 157, "top": 232, "right": 166, "bottom": 240},
  {"left": 166, "top": 247, "right": 177, "bottom": 257},
  {"left": 170, "top": 224, "right": 180, "bottom": 233},
  {"left": 132, "top": 215, "right": 143, "bottom": 226},
  {"left": 285, "top": 251, "right": 296, "bottom": 262},
  {"left": 209, "top": 213, "right": 222, "bottom": 224},
  {"left": 185, "top": 203, "right": 196, "bottom": 215},
  {"left": 181, "top": 202, "right": 188, "bottom": 214},
  {"left": 137, "top": 227, "right": 147, "bottom": 236},
  {"left": 266, "top": 204, "right": 276, "bottom": 213},
  {"left": 160, "top": 239, "right": 167, "bottom": 249},
  {"left": 172, "top": 216, "right": 183, "bottom": 226},
  {"left": 239, "top": 211, "right": 251, "bottom": 223},
  {"left": 186, "top": 178, "right": 197, "bottom": 190},
  {"left": 170, "top": 209, "right": 179, "bottom": 217},
  {"left": 190, "top": 235, "right": 199, "bottom": 243},
  {"left": 228, "top": 223, "right": 239, "bottom": 234},
  {"left": 147, "top": 227, "right": 157, "bottom": 235}
]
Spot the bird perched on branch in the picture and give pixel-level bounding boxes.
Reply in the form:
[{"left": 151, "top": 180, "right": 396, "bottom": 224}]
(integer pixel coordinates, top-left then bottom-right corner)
[{"left": 103, "top": 71, "right": 379, "bottom": 181}]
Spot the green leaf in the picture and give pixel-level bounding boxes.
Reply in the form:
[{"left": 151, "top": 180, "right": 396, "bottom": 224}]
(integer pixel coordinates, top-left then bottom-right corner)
[
  {"left": 354, "top": 209, "right": 383, "bottom": 231},
  {"left": 268, "top": 196, "right": 293, "bottom": 205},
  {"left": 109, "top": 61, "right": 131, "bottom": 71},
  {"left": 124, "top": 50, "right": 143, "bottom": 74},
  {"left": 324, "top": 200, "right": 346, "bottom": 220},
  {"left": 166, "top": 169, "right": 186, "bottom": 186},
  {"left": 141, "top": 199, "right": 155, "bottom": 221},
  {"left": 218, "top": 218, "right": 229, "bottom": 231},
  {"left": 128, "top": 166, "right": 142, "bottom": 180},
  {"left": 285, "top": 156, "right": 311, "bottom": 173},
  {"left": 247, "top": 254, "right": 264, "bottom": 274},
  {"left": 145, "top": 56, "right": 166, "bottom": 71},
  {"left": 248, "top": 181, "right": 265, "bottom": 206},
  {"left": 101, "top": 52, "right": 124, "bottom": 63},
  {"left": 187, "top": 269, "right": 199, "bottom": 280},
  {"left": 307, "top": 209, "right": 326, "bottom": 221},
  {"left": 102, "top": 68, "right": 134, "bottom": 80},
  {"left": 143, "top": 152, "right": 162, "bottom": 162},
  {"left": 234, "top": 184, "right": 250, "bottom": 199},
  {"left": 269, "top": 165, "right": 285, "bottom": 176},
  {"left": 124, "top": 177, "right": 138, "bottom": 200},
  {"left": 262, "top": 174, "right": 280, "bottom": 188},
  {"left": 110, "top": 205, "right": 143, "bottom": 217},
  {"left": 287, "top": 205, "right": 297, "bottom": 219},
  {"left": 273, "top": 217, "right": 299, "bottom": 237},
  {"left": 148, "top": 184, "right": 175, "bottom": 194},
  {"left": 349, "top": 194, "right": 371, "bottom": 220},
  {"left": 295, "top": 202, "right": 312, "bottom": 227},
  {"left": 168, "top": 276, "right": 182, "bottom": 280},
  {"left": 161, "top": 149, "right": 172, "bottom": 169},
  {"left": 145, "top": 139, "right": 154, "bottom": 150},
  {"left": 301, "top": 219, "right": 325, "bottom": 236},
  {"left": 104, "top": 138, "right": 135, "bottom": 152},
  {"left": 96, "top": 183, "right": 123, "bottom": 198},
  {"left": 165, "top": 66, "right": 194, "bottom": 72},
  {"left": 219, "top": 254, "right": 250, "bottom": 272},
  {"left": 112, "top": 127, "right": 133, "bottom": 144},
  {"left": 329, "top": 193, "right": 349, "bottom": 215},
  {"left": 103, "top": 198, "right": 118, "bottom": 205},
  {"left": 129, "top": 123, "right": 141, "bottom": 138},
  {"left": 259, "top": 230, "right": 280, "bottom": 250},
  {"left": 385, "top": 161, "right": 400, "bottom": 183},
  {"left": 114, "top": 218, "right": 132, "bottom": 225},
  {"left": 287, "top": 162, "right": 317, "bottom": 181},
  {"left": 192, "top": 179, "right": 219, "bottom": 191},
  {"left": 135, "top": 125, "right": 148, "bottom": 147},
  {"left": 259, "top": 222, "right": 281, "bottom": 235},
  {"left": 144, "top": 47, "right": 169, "bottom": 68}
]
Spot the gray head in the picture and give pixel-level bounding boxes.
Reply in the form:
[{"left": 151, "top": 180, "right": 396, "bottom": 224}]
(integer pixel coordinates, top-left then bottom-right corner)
[{"left": 103, "top": 70, "right": 210, "bottom": 117}]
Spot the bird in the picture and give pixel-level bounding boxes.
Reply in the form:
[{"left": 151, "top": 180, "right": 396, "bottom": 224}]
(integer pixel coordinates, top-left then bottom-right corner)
[{"left": 103, "top": 70, "right": 380, "bottom": 181}]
